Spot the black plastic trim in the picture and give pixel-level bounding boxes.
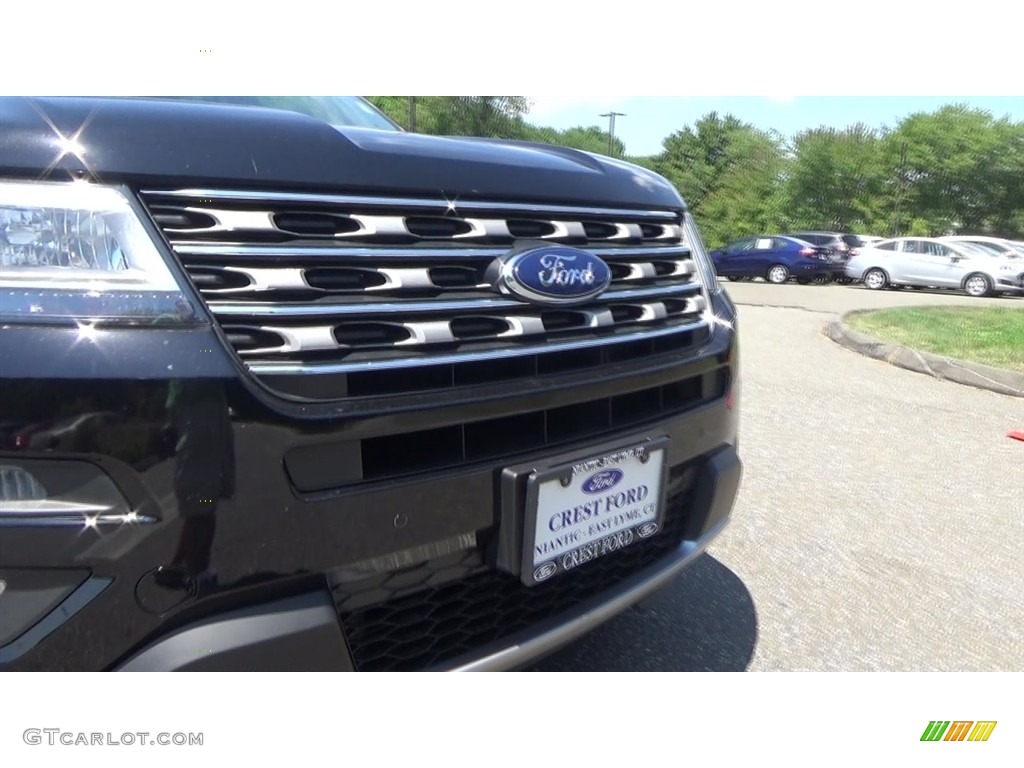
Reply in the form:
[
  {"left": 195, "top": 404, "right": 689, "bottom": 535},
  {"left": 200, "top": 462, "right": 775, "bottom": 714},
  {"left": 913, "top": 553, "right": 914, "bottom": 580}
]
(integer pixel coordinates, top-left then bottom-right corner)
[
  {"left": 0, "top": 577, "right": 111, "bottom": 664},
  {"left": 116, "top": 591, "right": 354, "bottom": 671},
  {"left": 692, "top": 446, "right": 743, "bottom": 538}
]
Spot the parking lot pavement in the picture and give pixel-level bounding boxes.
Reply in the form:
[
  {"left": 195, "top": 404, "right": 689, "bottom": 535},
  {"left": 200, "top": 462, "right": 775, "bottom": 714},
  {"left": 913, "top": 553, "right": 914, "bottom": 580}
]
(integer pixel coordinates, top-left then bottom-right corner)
[
  {"left": 721, "top": 280, "right": 1017, "bottom": 313},
  {"left": 536, "top": 288, "right": 1024, "bottom": 672}
]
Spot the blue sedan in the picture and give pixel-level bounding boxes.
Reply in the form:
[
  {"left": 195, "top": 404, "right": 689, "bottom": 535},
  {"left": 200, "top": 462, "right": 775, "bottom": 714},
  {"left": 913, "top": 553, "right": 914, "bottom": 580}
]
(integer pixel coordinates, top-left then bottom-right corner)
[{"left": 710, "top": 236, "right": 843, "bottom": 284}]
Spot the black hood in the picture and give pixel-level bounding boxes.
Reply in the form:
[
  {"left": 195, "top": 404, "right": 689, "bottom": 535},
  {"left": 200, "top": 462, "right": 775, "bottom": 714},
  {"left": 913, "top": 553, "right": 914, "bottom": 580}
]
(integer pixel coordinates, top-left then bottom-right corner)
[{"left": 0, "top": 97, "right": 684, "bottom": 210}]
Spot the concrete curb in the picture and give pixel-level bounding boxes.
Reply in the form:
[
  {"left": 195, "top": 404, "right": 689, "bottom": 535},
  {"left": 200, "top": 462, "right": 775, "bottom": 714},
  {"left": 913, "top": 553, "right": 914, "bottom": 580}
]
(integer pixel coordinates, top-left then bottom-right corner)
[{"left": 824, "top": 309, "right": 1024, "bottom": 399}]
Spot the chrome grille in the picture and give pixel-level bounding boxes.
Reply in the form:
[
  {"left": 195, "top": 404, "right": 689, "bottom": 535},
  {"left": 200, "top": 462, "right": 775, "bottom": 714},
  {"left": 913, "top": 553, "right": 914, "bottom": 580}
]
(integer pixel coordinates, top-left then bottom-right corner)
[{"left": 140, "top": 189, "right": 709, "bottom": 394}]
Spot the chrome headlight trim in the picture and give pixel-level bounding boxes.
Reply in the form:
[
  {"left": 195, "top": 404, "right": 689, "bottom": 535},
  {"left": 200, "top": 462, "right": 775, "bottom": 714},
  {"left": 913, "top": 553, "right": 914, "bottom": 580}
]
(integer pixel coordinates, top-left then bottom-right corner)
[{"left": 0, "top": 180, "right": 200, "bottom": 324}]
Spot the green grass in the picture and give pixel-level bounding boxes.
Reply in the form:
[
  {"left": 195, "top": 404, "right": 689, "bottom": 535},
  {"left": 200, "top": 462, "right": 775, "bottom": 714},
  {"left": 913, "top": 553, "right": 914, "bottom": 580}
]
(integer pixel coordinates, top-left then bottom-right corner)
[{"left": 847, "top": 306, "right": 1024, "bottom": 372}]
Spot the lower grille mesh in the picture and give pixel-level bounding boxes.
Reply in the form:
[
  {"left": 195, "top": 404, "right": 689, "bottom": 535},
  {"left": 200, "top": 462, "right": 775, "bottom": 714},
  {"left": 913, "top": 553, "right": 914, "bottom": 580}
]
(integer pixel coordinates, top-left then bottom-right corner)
[{"left": 333, "top": 483, "right": 695, "bottom": 672}]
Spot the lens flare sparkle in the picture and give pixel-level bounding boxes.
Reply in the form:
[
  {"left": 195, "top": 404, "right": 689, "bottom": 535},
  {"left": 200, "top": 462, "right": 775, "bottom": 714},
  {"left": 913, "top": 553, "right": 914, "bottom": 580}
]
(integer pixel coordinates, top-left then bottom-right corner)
[{"left": 701, "top": 305, "right": 734, "bottom": 331}]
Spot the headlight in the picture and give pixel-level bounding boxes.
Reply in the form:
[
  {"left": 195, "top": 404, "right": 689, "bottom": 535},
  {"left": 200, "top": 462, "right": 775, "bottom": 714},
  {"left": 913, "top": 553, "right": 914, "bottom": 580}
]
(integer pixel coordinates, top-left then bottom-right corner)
[
  {"left": 0, "top": 180, "right": 200, "bottom": 323},
  {"left": 681, "top": 212, "right": 722, "bottom": 295}
]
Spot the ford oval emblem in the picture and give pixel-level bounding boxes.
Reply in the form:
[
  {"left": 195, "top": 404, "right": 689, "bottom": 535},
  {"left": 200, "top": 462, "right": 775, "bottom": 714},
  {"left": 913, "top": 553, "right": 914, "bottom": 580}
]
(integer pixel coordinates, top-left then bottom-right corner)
[
  {"left": 495, "top": 245, "right": 612, "bottom": 306},
  {"left": 534, "top": 562, "right": 558, "bottom": 582},
  {"left": 638, "top": 522, "right": 659, "bottom": 538},
  {"left": 582, "top": 469, "right": 624, "bottom": 494}
]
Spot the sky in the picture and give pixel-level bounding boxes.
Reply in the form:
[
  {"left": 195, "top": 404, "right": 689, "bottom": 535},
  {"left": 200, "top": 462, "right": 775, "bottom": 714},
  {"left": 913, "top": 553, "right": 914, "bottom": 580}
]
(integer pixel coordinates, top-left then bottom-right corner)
[
  {"left": 526, "top": 96, "right": 1024, "bottom": 157},
  {"left": 5, "top": 4, "right": 1020, "bottom": 144},
  {"left": 3, "top": 4, "right": 1020, "bottom": 161}
]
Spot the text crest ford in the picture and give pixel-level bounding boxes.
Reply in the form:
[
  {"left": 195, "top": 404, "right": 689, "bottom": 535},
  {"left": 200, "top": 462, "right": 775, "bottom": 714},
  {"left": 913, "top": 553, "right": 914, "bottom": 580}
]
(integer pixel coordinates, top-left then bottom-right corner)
[
  {"left": 497, "top": 245, "right": 612, "bottom": 305},
  {"left": 582, "top": 468, "right": 624, "bottom": 494}
]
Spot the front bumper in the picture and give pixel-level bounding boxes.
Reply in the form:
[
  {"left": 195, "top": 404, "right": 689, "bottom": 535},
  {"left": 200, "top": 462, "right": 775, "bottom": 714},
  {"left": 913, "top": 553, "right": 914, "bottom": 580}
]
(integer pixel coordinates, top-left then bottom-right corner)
[
  {"left": 0, "top": 296, "right": 740, "bottom": 671},
  {"left": 995, "top": 273, "right": 1024, "bottom": 293},
  {"left": 115, "top": 445, "right": 741, "bottom": 671}
]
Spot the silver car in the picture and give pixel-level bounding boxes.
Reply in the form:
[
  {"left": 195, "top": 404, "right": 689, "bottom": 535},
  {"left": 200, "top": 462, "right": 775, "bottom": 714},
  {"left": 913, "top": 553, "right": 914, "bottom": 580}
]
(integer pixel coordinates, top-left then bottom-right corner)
[
  {"left": 845, "top": 237, "right": 1024, "bottom": 297},
  {"left": 940, "top": 235, "right": 1024, "bottom": 260}
]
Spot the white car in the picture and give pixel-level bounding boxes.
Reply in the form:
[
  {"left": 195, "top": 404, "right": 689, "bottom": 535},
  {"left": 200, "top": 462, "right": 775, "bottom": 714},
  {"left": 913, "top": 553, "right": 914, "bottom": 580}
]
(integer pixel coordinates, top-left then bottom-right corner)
[
  {"left": 940, "top": 235, "right": 1024, "bottom": 259},
  {"left": 845, "top": 237, "right": 1024, "bottom": 297}
]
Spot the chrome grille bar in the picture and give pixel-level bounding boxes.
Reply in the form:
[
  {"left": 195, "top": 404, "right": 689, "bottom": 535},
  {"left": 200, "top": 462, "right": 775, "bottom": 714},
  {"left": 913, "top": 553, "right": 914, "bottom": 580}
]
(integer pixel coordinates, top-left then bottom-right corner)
[
  {"left": 225, "top": 295, "right": 705, "bottom": 357},
  {"left": 142, "top": 188, "right": 682, "bottom": 220},
  {"left": 139, "top": 188, "right": 709, "bottom": 393},
  {"left": 219, "top": 266, "right": 310, "bottom": 292},
  {"left": 206, "top": 283, "right": 702, "bottom": 317},
  {"left": 188, "top": 260, "right": 695, "bottom": 295},
  {"left": 245, "top": 320, "right": 712, "bottom": 376},
  {"left": 157, "top": 210, "right": 683, "bottom": 243},
  {"left": 171, "top": 244, "right": 692, "bottom": 260}
]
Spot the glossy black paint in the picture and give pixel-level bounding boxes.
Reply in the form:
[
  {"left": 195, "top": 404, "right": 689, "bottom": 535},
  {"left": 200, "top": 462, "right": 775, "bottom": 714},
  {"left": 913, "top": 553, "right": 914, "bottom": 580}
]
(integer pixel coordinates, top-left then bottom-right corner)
[
  {"left": 0, "top": 294, "right": 737, "bottom": 671},
  {"left": 0, "top": 97, "right": 683, "bottom": 209},
  {"left": 1, "top": 97, "right": 737, "bottom": 670},
  {"left": 0, "top": 325, "right": 233, "bottom": 379}
]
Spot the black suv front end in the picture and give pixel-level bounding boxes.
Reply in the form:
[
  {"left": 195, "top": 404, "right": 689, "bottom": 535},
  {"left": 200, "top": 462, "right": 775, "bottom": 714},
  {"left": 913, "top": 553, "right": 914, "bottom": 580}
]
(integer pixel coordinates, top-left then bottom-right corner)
[{"left": 0, "top": 97, "right": 741, "bottom": 671}]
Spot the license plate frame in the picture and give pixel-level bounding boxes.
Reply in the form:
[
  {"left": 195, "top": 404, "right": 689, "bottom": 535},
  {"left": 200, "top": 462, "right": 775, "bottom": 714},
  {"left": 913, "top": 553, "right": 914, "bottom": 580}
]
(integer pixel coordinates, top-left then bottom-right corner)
[{"left": 519, "top": 437, "right": 669, "bottom": 587}]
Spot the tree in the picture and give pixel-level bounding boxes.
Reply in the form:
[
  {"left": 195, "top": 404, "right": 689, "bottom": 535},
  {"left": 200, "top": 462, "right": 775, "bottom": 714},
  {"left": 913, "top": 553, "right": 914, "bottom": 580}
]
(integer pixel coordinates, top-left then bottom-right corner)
[
  {"left": 784, "top": 124, "right": 887, "bottom": 233},
  {"left": 984, "top": 120, "right": 1024, "bottom": 236},
  {"left": 696, "top": 129, "right": 790, "bottom": 246},
  {"left": 652, "top": 112, "right": 748, "bottom": 205},
  {"left": 882, "top": 104, "right": 1024, "bottom": 236},
  {"left": 649, "top": 112, "right": 788, "bottom": 246},
  {"left": 363, "top": 98, "right": 1024, "bottom": 240}
]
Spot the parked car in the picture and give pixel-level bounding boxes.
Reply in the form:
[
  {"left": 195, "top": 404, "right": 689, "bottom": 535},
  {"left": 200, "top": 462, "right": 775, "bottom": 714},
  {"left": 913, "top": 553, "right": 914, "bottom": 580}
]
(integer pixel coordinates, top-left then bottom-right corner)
[
  {"left": 837, "top": 234, "right": 870, "bottom": 254},
  {"left": 710, "top": 235, "right": 840, "bottom": 284},
  {"left": 784, "top": 231, "right": 850, "bottom": 257},
  {"left": 939, "top": 236, "right": 1024, "bottom": 260},
  {"left": 845, "top": 237, "right": 1024, "bottom": 297},
  {"left": 0, "top": 96, "right": 741, "bottom": 672},
  {"left": 785, "top": 231, "right": 864, "bottom": 282},
  {"left": 857, "top": 236, "right": 886, "bottom": 248}
]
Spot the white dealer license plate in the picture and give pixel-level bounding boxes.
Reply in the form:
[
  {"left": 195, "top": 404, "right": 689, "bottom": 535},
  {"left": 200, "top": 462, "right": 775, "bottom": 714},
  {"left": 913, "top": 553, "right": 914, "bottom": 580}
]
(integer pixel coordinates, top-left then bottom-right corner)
[{"left": 520, "top": 439, "right": 668, "bottom": 586}]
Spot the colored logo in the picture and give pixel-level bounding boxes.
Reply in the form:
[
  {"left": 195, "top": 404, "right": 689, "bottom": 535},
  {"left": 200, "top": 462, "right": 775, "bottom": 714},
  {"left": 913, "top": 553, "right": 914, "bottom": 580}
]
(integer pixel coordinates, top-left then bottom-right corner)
[
  {"left": 920, "top": 721, "right": 997, "bottom": 742},
  {"left": 495, "top": 245, "right": 611, "bottom": 305},
  {"left": 582, "top": 469, "right": 624, "bottom": 494}
]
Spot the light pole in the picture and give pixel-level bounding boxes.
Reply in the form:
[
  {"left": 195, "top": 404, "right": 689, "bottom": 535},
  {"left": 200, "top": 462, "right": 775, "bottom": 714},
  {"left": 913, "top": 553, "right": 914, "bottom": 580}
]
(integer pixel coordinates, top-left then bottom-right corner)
[{"left": 600, "top": 111, "right": 625, "bottom": 157}]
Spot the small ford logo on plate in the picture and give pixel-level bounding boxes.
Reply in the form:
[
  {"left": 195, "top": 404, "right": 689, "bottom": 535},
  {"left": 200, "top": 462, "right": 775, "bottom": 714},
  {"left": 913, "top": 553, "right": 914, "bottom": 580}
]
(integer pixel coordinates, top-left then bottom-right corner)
[
  {"left": 638, "top": 522, "right": 659, "bottom": 538},
  {"left": 534, "top": 562, "right": 558, "bottom": 582},
  {"left": 582, "top": 469, "right": 624, "bottom": 494},
  {"left": 494, "top": 245, "right": 612, "bottom": 306}
]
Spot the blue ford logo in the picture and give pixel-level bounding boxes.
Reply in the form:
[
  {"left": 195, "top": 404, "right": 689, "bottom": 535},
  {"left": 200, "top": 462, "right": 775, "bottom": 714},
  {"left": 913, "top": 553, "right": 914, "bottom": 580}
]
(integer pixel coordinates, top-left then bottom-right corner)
[
  {"left": 582, "top": 469, "right": 624, "bottom": 494},
  {"left": 496, "top": 245, "right": 612, "bottom": 305}
]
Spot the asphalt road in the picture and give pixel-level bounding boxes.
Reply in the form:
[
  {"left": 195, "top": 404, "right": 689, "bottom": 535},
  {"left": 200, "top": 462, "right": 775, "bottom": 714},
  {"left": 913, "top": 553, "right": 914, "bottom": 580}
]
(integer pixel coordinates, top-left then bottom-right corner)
[{"left": 536, "top": 282, "right": 1024, "bottom": 671}]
